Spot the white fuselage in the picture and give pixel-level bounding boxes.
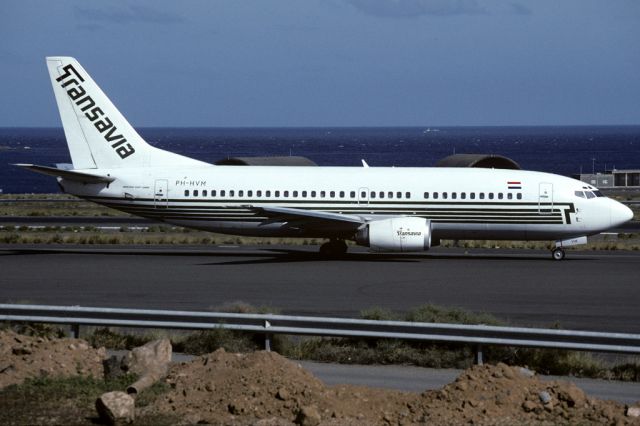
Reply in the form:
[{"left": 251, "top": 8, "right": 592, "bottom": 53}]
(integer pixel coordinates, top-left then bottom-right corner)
[{"left": 60, "top": 165, "right": 632, "bottom": 242}]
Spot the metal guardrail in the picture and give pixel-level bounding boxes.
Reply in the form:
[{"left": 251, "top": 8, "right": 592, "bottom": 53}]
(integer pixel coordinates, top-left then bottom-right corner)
[{"left": 2, "top": 304, "right": 640, "bottom": 364}]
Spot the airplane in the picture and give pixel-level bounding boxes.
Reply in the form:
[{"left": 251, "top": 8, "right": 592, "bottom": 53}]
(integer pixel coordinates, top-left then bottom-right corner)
[{"left": 16, "top": 57, "right": 634, "bottom": 260}]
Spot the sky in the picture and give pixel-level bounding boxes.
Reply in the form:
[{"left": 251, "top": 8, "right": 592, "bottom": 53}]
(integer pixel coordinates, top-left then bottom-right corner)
[{"left": 0, "top": 0, "right": 638, "bottom": 127}]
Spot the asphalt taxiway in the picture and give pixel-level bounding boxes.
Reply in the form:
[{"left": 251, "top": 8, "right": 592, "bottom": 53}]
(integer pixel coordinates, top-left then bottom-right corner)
[{"left": 2, "top": 244, "right": 640, "bottom": 333}]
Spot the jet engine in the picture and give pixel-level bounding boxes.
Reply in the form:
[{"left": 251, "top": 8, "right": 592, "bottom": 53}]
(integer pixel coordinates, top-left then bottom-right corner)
[{"left": 355, "top": 217, "right": 432, "bottom": 252}]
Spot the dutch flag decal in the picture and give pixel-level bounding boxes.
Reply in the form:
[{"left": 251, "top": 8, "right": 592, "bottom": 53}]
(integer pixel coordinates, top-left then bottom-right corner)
[{"left": 508, "top": 181, "right": 522, "bottom": 189}]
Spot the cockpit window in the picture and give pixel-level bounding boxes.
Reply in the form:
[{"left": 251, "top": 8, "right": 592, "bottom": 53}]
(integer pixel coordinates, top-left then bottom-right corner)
[
  {"left": 585, "top": 191, "right": 596, "bottom": 199},
  {"left": 574, "top": 191, "right": 585, "bottom": 198},
  {"left": 593, "top": 190, "right": 604, "bottom": 197}
]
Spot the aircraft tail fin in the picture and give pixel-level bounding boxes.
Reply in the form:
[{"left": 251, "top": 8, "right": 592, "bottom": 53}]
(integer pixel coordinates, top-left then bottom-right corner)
[{"left": 46, "top": 57, "right": 208, "bottom": 169}]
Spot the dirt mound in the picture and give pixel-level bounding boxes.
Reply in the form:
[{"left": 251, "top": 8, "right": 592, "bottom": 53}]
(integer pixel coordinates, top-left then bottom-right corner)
[
  {"left": 416, "top": 362, "right": 639, "bottom": 425},
  {"left": 0, "top": 329, "right": 105, "bottom": 389},
  {"left": 141, "top": 348, "right": 413, "bottom": 425},
  {"left": 141, "top": 349, "right": 640, "bottom": 425}
]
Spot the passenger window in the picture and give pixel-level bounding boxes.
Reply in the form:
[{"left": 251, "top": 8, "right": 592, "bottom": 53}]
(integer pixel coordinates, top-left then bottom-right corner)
[
  {"left": 451, "top": 192, "right": 457, "bottom": 200},
  {"left": 507, "top": 193, "right": 512, "bottom": 200},
  {"left": 433, "top": 192, "right": 438, "bottom": 199},
  {"left": 361, "top": 191, "right": 366, "bottom": 198},
  {"left": 212, "top": 190, "right": 217, "bottom": 197},
  {"left": 293, "top": 191, "right": 298, "bottom": 198},
  {"left": 370, "top": 191, "right": 376, "bottom": 199},
  {"left": 470, "top": 193, "right": 475, "bottom": 200},
  {"left": 405, "top": 192, "right": 410, "bottom": 199},
  {"left": 283, "top": 191, "right": 288, "bottom": 197},
  {"left": 339, "top": 191, "right": 345, "bottom": 198},
  {"left": 517, "top": 193, "right": 522, "bottom": 200},
  {"left": 275, "top": 190, "right": 280, "bottom": 197},
  {"left": 302, "top": 191, "right": 307, "bottom": 197},
  {"left": 321, "top": 191, "right": 326, "bottom": 198},
  {"left": 330, "top": 191, "right": 335, "bottom": 198},
  {"left": 203, "top": 190, "right": 208, "bottom": 197},
  {"left": 379, "top": 191, "right": 384, "bottom": 199},
  {"left": 247, "top": 190, "right": 252, "bottom": 197},
  {"left": 388, "top": 191, "right": 393, "bottom": 199},
  {"left": 184, "top": 190, "right": 189, "bottom": 197},
  {"left": 255, "top": 190, "right": 261, "bottom": 197},
  {"left": 194, "top": 190, "right": 199, "bottom": 196},
  {"left": 266, "top": 190, "right": 271, "bottom": 197},
  {"left": 311, "top": 191, "right": 316, "bottom": 198},
  {"left": 585, "top": 191, "right": 595, "bottom": 199},
  {"left": 238, "top": 190, "right": 243, "bottom": 197},
  {"left": 479, "top": 193, "right": 485, "bottom": 200},
  {"left": 228, "top": 190, "right": 233, "bottom": 197},
  {"left": 396, "top": 192, "right": 402, "bottom": 198},
  {"left": 461, "top": 193, "right": 466, "bottom": 200},
  {"left": 498, "top": 193, "right": 503, "bottom": 200},
  {"left": 424, "top": 192, "right": 429, "bottom": 199},
  {"left": 488, "top": 193, "right": 494, "bottom": 200},
  {"left": 221, "top": 190, "right": 226, "bottom": 197},
  {"left": 350, "top": 191, "right": 356, "bottom": 198},
  {"left": 443, "top": 192, "right": 448, "bottom": 199}
]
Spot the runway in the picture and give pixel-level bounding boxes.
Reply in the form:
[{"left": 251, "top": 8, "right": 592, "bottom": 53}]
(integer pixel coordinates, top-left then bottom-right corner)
[{"left": 2, "top": 244, "right": 640, "bottom": 333}]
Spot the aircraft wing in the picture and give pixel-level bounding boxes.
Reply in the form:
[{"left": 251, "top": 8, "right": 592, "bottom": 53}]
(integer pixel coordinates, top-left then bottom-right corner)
[{"left": 249, "top": 205, "right": 365, "bottom": 231}]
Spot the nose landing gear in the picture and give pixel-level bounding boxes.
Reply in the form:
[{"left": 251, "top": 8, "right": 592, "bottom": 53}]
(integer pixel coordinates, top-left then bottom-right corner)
[{"left": 551, "top": 247, "right": 566, "bottom": 261}]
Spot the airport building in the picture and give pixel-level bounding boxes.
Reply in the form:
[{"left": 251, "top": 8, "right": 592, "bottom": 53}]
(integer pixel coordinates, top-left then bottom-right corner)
[{"left": 576, "top": 170, "right": 640, "bottom": 189}]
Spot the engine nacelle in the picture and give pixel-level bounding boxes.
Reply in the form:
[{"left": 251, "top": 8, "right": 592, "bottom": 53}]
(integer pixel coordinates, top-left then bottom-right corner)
[{"left": 355, "top": 217, "right": 432, "bottom": 252}]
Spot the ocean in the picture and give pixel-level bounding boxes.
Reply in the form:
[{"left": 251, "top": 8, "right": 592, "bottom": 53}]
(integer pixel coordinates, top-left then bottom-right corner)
[{"left": 1, "top": 126, "right": 639, "bottom": 194}]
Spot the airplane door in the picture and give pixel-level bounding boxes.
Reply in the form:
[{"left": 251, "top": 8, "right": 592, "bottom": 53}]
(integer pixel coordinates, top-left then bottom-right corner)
[
  {"left": 358, "top": 187, "right": 369, "bottom": 205},
  {"left": 538, "top": 183, "right": 553, "bottom": 215},
  {"left": 154, "top": 179, "right": 169, "bottom": 208}
]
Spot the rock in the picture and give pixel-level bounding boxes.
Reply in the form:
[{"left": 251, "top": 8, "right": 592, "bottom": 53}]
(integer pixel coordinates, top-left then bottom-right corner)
[
  {"left": 502, "top": 366, "right": 516, "bottom": 380},
  {"left": 627, "top": 406, "right": 640, "bottom": 417},
  {"left": 95, "top": 391, "right": 135, "bottom": 424},
  {"left": 123, "top": 339, "right": 172, "bottom": 376},
  {"left": 517, "top": 367, "right": 535, "bottom": 378},
  {"left": 296, "top": 405, "right": 321, "bottom": 426},
  {"left": 0, "top": 364, "right": 15, "bottom": 374},
  {"left": 522, "top": 401, "right": 537, "bottom": 412},
  {"left": 455, "top": 382, "right": 468, "bottom": 391},
  {"left": 276, "top": 387, "right": 290, "bottom": 400},
  {"left": 538, "top": 391, "right": 552, "bottom": 404},
  {"left": 558, "top": 384, "right": 586, "bottom": 408},
  {"left": 103, "top": 355, "right": 126, "bottom": 380}
]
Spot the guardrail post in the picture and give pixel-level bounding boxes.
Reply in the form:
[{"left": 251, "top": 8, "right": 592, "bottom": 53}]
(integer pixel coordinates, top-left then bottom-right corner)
[
  {"left": 264, "top": 320, "right": 272, "bottom": 352},
  {"left": 474, "top": 344, "right": 483, "bottom": 365},
  {"left": 70, "top": 323, "right": 80, "bottom": 339}
]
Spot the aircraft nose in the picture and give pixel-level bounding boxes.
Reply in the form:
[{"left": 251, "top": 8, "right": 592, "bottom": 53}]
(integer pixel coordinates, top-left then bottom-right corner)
[{"left": 611, "top": 201, "right": 634, "bottom": 227}]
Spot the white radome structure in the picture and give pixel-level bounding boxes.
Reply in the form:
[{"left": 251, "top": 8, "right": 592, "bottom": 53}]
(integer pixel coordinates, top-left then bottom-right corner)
[{"left": 17, "top": 57, "right": 634, "bottom": 260}]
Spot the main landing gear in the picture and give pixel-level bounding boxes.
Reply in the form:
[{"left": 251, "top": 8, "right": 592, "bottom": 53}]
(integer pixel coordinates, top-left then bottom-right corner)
[
  {"left": 319, "top": 239, "right": 348, "bottom": 257},
  {"left": 551, "top": 247, "right": 566, "bottom": 261}
]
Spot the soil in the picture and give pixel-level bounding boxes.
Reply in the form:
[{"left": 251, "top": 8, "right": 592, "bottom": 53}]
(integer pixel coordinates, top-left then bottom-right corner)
[
  {"left": 0, "top": 329, "right": 105, "bottom": 389},
  {"left": 142, "top": 348, "right": 640, "bottom": 425},
  {"left": 2, "top": 330, "right": 640, "bottom": 425}
]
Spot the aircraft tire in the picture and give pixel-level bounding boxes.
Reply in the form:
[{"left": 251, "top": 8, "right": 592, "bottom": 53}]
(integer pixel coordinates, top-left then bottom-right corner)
[{"left": 551, "top": 248, "right": 566, "bottom": 261}]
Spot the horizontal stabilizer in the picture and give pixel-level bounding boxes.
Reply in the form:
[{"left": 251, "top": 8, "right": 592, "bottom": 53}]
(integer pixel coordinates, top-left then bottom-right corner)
[{"left": 14, "top": 164, "right": 115, "bottom": 184}]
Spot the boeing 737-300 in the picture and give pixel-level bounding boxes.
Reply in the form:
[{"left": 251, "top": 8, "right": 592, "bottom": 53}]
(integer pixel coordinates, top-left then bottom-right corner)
[{"left": 16, "top": 57, "right": 634, "bottom": 260}]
